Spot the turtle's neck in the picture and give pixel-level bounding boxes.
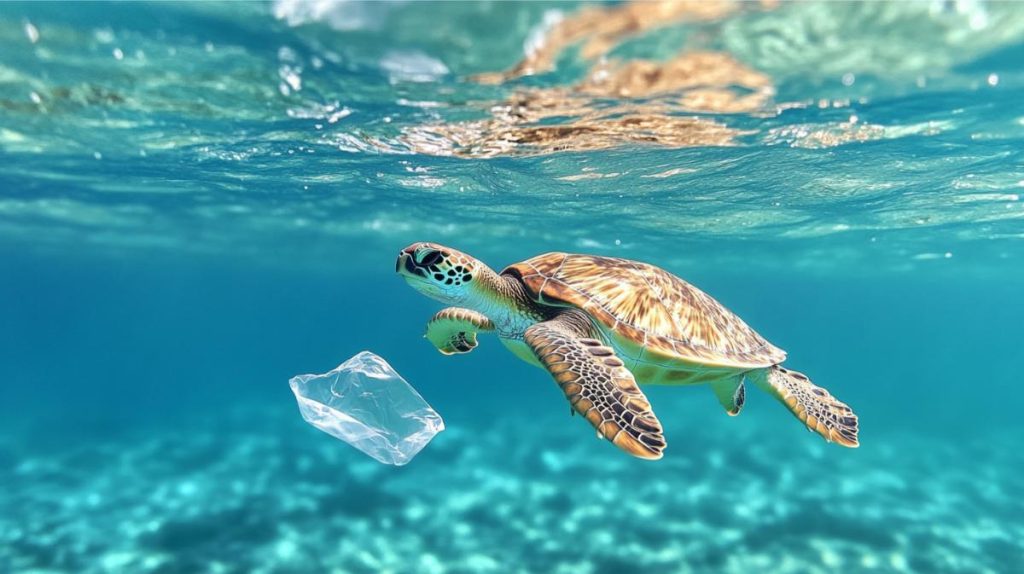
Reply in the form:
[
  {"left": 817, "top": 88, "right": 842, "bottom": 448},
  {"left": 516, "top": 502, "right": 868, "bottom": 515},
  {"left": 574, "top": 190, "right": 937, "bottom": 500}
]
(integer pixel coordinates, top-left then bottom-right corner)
[{"left": 467, "top": 265, "right": 547, "bottom": 338}]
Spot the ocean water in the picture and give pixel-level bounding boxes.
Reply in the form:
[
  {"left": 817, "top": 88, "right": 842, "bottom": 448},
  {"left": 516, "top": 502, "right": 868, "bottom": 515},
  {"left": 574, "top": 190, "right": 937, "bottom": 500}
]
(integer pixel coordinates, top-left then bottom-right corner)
[{"left": 2, "top": 1, "right": 1024, "bottom": 572}]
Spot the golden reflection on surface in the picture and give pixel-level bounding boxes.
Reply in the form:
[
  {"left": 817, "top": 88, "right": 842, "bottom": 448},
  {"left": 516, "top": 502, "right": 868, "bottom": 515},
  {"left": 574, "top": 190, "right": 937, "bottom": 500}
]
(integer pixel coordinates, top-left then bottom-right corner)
[
  {"left": 404, "top": 1, "right": 784, "bottom": 158},
  {"left": 578, "top": 52, "right": 775, "bottom": 113},
  {"left": 400, "top": 113, "right": 742, "bottom": 158},
  {"left": 580, "top": 52, "right": 770, "bottom": 96},
  {"left": 400, "top": 52, "right": 770, "bottom": 157},
  {"left": 473, "top": 0, "right": 749, "bottom": 84}
]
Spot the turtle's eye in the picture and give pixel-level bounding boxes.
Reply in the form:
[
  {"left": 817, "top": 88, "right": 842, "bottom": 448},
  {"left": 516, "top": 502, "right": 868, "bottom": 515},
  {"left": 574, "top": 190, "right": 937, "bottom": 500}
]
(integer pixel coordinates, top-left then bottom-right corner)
[{"left": 418, "top": 249, "right": 443, "bottom": 266}]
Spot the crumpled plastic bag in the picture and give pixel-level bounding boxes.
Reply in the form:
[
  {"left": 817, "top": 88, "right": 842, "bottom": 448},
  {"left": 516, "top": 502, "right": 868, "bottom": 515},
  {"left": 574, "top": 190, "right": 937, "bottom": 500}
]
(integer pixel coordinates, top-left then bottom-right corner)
[{"left": 289, "top": 351, "right": 445, "bottom": 466}]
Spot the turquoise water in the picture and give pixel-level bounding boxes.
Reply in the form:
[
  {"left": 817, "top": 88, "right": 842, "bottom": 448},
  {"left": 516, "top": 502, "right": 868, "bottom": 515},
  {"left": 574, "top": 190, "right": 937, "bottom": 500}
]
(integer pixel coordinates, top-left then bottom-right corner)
[{"left": 2, "top": 1, "right": 1024, "bottom": 572}]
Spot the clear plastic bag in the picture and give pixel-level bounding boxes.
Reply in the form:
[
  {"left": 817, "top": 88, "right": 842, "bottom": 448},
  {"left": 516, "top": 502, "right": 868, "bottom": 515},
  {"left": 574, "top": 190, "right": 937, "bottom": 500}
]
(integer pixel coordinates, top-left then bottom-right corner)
[{"left": 289, "top": 351, "right": 445, "bottom": 465}]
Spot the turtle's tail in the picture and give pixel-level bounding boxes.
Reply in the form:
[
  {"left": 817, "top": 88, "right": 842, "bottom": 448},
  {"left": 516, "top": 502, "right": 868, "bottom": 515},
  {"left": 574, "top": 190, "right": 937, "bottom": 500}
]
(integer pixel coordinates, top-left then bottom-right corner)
[{"left": 749, "top": 366, "right": 859, "bottom": 448}]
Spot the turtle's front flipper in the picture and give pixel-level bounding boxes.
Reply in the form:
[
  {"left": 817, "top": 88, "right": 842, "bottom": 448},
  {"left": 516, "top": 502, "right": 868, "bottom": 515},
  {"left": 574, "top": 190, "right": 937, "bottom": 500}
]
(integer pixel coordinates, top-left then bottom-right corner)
[
  {"left": 524, "top": 310, "right": 666, "bottom": 460},
  {"left": 425, "top": 307, "right": 494, "bottom": 355},
  {"left": 750, "top": 366, "right": 859, "bottom": 447},
  {"left": 710, "top": 377, "right": 745, "bottom": 416}
]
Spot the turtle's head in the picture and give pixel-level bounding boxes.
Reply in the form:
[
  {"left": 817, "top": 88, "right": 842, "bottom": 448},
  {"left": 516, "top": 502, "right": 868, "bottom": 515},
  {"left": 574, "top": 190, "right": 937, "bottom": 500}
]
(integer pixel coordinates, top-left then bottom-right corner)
[{"left": 396, "top": 242, "right": 484, "bottom": 304}]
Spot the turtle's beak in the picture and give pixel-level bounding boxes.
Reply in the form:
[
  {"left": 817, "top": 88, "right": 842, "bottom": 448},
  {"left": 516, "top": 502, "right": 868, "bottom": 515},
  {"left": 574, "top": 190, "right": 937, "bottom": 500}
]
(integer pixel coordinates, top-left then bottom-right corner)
[
  {"left": 398, "top": 244, "right": 445, "bottom": 276},
  {"left": 396, "top": 251, "right": 427, "bottom": 278}
]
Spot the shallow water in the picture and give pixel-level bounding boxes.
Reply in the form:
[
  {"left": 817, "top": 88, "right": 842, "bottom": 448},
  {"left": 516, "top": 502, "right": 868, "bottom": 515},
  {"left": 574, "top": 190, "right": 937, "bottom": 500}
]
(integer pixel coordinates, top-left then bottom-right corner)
[{"left": 2, "top": 2, "right": 1023, "bottom": 573}]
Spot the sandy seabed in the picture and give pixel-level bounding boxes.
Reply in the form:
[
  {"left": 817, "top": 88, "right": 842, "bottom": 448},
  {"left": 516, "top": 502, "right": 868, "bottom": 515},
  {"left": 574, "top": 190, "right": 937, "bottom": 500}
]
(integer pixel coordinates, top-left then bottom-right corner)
[{"left": 2, "top": 403, "right": 1021, "bottom": 574}]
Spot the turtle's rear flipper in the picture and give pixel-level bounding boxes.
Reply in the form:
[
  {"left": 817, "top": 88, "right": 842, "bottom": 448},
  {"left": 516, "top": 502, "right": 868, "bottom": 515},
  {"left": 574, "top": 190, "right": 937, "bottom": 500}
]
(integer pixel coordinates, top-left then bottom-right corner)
[
  {"left": 750, "top": 366, "right": 859, "bottom": 448},
  {"left": 425, "top": 307, "right": 494, "bottom": 355}
]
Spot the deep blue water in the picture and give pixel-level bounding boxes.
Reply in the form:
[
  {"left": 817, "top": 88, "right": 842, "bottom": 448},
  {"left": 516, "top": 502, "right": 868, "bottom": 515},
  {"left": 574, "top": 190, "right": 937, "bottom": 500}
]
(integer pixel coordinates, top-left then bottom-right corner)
[{"left": 2, "top": 2, "right": 1024, "bottom": 573}]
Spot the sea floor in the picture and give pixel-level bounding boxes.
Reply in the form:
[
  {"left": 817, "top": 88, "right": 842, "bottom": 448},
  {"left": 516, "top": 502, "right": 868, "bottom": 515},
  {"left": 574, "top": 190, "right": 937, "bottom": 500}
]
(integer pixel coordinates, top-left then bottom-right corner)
[{"left": 3, "top": 402, "right": 1021, "bottom": 574}]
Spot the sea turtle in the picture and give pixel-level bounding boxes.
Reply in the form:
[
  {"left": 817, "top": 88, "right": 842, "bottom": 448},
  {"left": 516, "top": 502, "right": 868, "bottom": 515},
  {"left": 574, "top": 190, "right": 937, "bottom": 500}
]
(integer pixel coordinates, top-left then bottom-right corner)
[{"left": 397, "top": 242, "right": 859, "bottom": 459}]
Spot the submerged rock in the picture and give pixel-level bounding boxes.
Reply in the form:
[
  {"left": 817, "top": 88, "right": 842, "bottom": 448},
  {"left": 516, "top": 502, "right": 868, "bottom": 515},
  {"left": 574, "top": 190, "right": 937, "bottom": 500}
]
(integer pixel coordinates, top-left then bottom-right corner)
[{"left": 289, "top": 351, "right": 444, "bottom": 466}]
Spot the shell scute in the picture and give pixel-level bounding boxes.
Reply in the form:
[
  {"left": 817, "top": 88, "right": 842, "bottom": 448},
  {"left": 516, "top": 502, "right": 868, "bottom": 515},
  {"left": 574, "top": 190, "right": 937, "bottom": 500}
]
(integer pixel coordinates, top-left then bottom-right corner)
[
  {"left": 503, "top": 252, "right": 785, "bottom": 368},
  {"left": 581, "top": 299, "right": 618, "bottom": 328},
  {"left": 540, "top": 277, "right": 577, "bottom": 305}
]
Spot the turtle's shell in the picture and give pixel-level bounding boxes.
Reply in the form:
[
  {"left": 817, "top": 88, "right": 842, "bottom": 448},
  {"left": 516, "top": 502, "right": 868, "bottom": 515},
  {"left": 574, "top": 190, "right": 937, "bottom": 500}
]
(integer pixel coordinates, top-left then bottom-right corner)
[{"left": 503, "top": 252, "right": 786, "bottom": 369}]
